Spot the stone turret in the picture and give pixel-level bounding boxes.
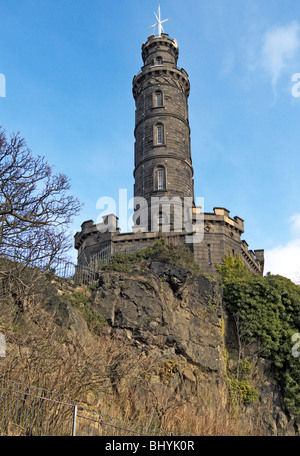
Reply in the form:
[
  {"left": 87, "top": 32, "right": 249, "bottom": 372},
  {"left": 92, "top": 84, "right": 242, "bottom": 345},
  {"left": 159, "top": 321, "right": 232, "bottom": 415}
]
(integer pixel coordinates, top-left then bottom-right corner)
[{"left": 132, "top": 34, "right": 194, "bottom": 231}]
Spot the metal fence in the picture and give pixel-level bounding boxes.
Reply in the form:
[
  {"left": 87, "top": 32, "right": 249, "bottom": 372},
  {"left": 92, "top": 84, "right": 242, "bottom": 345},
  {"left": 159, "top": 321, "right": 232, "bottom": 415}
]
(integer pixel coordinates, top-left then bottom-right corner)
[
  {"left": 89, "top": 245, "right": 112, "bottom": 269},
  {"left": 54, "top": 244, "right": 149, "bottom": 286},
  {"left": 0, "top": 380, "right": 185, "bottom": 436}
]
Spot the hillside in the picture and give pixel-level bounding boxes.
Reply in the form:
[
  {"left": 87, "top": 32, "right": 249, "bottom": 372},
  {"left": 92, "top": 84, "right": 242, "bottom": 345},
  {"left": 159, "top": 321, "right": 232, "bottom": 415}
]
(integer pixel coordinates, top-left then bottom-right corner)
[{"left": 0, "top": 243, "right": 299, "bottom": 436}]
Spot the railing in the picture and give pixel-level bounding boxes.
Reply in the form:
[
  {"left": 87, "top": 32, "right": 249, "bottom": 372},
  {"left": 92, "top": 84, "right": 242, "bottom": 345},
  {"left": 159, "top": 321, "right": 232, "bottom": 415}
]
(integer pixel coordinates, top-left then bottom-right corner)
[
  {"left": 54, "top": 244, "right": 148, "bottom": 286},
  {"left": 0, "top": 380, "right": 186, "bottom": 437},
  {"left": 89, "top": 245, "right": 112, "bottom": 270}
]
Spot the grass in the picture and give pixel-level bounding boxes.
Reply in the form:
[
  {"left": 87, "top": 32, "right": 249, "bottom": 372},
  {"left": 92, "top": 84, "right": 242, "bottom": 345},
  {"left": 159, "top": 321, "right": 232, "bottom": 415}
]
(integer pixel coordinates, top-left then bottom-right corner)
[{"left": 0, "top": 250, "right": 267, "bottom": 436}]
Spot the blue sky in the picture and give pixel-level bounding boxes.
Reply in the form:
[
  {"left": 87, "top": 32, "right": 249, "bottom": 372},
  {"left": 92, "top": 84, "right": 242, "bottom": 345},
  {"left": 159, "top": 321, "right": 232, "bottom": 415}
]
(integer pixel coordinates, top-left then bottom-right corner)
[{"left": 1, "top": 0, "right": 300, "bottom": 282}]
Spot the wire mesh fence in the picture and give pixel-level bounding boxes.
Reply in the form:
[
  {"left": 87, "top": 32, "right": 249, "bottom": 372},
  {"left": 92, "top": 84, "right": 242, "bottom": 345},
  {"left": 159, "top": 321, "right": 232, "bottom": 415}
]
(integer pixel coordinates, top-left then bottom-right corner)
[
  {"left": 0, "top": 380, "right": 75, "bottom": 436},
  {"left": 0, "top": 380, "right": 186, "bottom": 437}
]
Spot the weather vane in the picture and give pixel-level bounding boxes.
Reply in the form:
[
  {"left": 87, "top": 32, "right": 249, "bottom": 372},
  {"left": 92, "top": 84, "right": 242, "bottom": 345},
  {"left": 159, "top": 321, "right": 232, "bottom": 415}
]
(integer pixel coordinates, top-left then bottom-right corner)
[{"left": 150, "top": 5, "right": 169, "bottom": 37}]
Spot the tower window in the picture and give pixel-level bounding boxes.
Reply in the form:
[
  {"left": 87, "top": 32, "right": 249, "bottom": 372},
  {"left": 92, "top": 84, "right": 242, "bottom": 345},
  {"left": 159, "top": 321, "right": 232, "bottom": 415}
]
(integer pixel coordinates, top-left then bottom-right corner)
[
  {"left": 157, "top": 125, "right": 163, "bottom": 144},
  {"left": 208, "top": 244, "right": 212, "bottom": 265},
  {"left": 156, "top": 91, "right": 162, "bottom": 107},
  {"left": 153, "top": 90, "right": 163, "bottom": 108},
  {"left": 154, "top": 165, "right": 166, "bottom": 191},
  {"left": 157, "top": 169, "right": 164, "bottom": 190},
  {"left": 156, "top": 56, "right": 163, "bottom": 65},
  {"left": 154, "top": 123, "right": 165, "bottom": 146}
]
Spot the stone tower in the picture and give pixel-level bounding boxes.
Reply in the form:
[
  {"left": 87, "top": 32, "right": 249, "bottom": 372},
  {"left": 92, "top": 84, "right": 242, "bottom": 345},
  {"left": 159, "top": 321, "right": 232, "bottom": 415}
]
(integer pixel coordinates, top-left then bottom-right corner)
[
  {"left": 132, "top": 33, "right": 194, "bottom": 232},
  {"left": 74, "top": 22, "right": 264, "bottom": 277}
]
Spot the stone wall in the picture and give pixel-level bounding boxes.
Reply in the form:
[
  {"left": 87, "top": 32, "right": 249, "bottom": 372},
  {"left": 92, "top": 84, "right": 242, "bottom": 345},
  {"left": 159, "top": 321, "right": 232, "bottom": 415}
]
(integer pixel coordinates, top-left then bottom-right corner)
[{"left": 74, "top": 207, "right": 264, "bottom": 275}]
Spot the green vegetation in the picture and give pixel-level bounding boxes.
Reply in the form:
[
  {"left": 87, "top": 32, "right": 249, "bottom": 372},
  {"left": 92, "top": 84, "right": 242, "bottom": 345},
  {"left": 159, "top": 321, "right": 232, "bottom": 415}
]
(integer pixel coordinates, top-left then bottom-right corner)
[
  {"left": 218, "top": 253, "right": 300, "bottom": 414},
  {"left": 216, "top": 252, "right": 250, "bottom": 282},
  {"left": 103, "top": 239, "right": 201, "bottom": 274},
  {"left": 225, "top": 356, "right": 258, "bottom": 407},
  {"left": 228, "top": 377, "right": 259, "bottom": 406},
  {"left": 61, "top": 289, "right": 107, "bottom": 334}
]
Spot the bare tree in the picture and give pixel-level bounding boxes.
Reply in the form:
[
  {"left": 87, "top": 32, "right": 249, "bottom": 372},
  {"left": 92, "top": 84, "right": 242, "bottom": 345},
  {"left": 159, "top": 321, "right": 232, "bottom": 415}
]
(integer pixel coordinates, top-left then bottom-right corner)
[{"left": 0, "top": 127, "right": 82, "bottom": 269}]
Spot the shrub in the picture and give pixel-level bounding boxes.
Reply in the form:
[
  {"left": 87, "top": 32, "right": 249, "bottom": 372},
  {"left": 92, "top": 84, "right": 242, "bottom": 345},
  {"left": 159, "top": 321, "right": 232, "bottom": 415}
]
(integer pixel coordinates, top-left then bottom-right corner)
[
  {"left": 228, "top": 378, "right": 259, "bottom": 406},
  {"left": 218, "top": 254, "right": 300, "bottom": 415},
  {"left": 103, "top": 239, "right": 201, "bottom": 274}
]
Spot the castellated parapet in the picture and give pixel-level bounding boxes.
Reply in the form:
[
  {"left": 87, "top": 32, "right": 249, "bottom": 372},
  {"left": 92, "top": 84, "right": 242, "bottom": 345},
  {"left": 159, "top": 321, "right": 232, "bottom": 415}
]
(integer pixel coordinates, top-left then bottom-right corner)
[
  {"left": 74, "top": 208, "right": 264, "bottom": 275},
  {"left": 75, "top": 32, "right": 264, "bottom": 276}
]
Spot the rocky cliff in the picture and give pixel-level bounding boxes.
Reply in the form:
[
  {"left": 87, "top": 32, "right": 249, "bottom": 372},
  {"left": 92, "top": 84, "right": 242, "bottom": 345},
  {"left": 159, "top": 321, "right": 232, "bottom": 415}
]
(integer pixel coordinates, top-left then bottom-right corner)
[
  {"left": 1, "top": 254, "right": 299, "bottom": 435},
  {"left": 94, "top": 261, "right": 224, "bottom": 373},
  {"left": 90, "top": 260, "right": 300, "bottom": 436}
]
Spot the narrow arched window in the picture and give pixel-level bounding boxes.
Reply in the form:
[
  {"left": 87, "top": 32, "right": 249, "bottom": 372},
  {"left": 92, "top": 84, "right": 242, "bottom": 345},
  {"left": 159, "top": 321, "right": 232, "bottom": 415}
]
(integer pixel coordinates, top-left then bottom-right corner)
[
  {"left": 154, "top": 123, "right": 165, "bottom": 146},
  {"left": 156, "top": 56, "right": 163, "bottom": 65},
  {"left": 157, "top": 125, "right": 163, "bottom": 144},
  {"left": 208, "top": 244, "right": 212, "bottom": 265},
  {"left": 157, "top": 168, "right": 164, "bottom": 190},
  {"left": 154, "top": 165, "right": 166, "bottom": 191},
  {"left": 156, "top": 91, "right": 162, "bottom": 107}
]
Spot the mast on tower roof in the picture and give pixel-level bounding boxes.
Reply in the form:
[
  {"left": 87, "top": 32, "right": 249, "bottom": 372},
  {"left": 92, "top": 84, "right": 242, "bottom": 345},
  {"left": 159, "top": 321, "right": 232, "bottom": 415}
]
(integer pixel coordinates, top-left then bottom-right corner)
[{"left": 150, "top": 4, "right": 169, "bottom": 37}]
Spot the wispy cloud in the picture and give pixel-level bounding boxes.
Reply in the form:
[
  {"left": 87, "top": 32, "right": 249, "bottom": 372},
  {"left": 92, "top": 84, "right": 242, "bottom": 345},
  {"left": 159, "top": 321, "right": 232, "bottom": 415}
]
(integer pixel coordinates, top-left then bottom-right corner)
[
  {"left": 264, "top": 214, "right": 300, "bottom": 284},
  {"left": 260, "top": 21, "right": 300, "bottom": 90}
]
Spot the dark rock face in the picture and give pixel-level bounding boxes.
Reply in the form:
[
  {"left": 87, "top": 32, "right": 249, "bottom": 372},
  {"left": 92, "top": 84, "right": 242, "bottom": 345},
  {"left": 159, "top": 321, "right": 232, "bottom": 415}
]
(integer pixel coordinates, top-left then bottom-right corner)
[
  {"left": 92, "top": 261, "right": 300, "bottom": 435},
  {"left": 94, "top": 261, "right": 224, "bottom": 373}
]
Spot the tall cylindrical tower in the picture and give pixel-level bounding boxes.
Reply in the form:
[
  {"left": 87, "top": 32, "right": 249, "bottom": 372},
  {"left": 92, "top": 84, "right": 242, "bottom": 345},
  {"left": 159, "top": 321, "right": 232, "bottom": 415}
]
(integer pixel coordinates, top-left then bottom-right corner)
[{"left": 132, "top": 33, "right": 194, "bottom": 232}]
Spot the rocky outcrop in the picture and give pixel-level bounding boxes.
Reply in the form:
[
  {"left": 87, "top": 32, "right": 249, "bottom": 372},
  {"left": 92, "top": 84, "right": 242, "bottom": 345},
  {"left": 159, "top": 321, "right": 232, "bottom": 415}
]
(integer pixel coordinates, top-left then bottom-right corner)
[
  {"left": 91, "top": 260, "right": 300, "bottom": 436},
  {"left": 3, "top": 258, "right": 298, "bottom": 435},
  {"left": 94, "top": 261, "right": 225, "bottom": 373}
]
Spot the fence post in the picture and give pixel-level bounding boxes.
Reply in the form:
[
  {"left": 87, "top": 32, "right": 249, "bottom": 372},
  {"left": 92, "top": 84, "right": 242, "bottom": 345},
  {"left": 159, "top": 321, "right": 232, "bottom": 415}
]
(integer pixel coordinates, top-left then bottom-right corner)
[{"left": 72, "top": 404, "right": 78, "bottom": 436}]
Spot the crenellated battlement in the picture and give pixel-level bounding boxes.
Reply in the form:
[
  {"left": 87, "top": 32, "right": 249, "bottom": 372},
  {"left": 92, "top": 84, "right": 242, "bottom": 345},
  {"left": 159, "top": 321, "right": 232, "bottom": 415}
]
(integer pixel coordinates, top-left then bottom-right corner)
[
  {"left": 141, "top": 33, "right": 179, "bottom": 66},
  {"left": 191, "top": 207, "right": 264, "bottom": 275},
  {"left": 203, "top": 207, "right": 244, "bottom": 233},
  {"left": 75, "top": 207, "right": 264, "bottom": 276}
]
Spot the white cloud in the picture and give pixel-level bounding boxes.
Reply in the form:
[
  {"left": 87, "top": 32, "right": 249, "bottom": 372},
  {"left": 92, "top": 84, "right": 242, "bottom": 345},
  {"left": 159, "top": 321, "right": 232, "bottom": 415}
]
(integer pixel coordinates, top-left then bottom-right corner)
[
  {"left": 264, "top": 239, "right": 300, "bottom": 284},
  {"left": 264, "top": 214, "right": 300, "bottom": 284},
  {"left": 261, "top": 21, "right": 300, "bottom": 89}
]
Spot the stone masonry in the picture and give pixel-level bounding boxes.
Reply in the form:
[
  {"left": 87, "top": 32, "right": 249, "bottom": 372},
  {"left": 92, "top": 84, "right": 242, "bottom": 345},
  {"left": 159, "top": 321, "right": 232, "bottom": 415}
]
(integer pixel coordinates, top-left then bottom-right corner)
[{"left": 74, "top": 32, "right": 264, "bottom": 276}]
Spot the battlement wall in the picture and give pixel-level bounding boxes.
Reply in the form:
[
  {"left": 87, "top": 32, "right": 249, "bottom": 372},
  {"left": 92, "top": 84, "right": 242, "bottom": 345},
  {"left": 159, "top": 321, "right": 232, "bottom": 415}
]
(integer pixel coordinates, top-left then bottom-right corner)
[
  {"left": 75, "top": 208, "right": 264, "bottom": 276},
  {"left": 191, "top": 207, "right": 263, "bottom": 275}
]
